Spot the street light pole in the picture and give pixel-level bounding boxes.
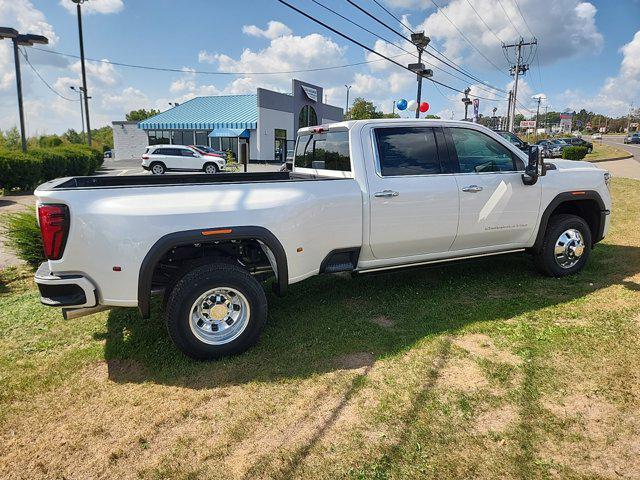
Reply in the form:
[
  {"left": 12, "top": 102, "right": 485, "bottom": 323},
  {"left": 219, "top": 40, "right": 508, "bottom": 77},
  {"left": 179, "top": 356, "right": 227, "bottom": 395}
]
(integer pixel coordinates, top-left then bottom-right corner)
[
  {"left": 73, "top": 0, "right": 91, "bottom": 147},
  {"left": 0, "top": 27, "right": 49, "bottom": 153},
  {"left": 410, "top": 32, "right": 430, "bottom": 119},
  {"left": 344, "top": 85, "right": 351, "bottom": 119}
]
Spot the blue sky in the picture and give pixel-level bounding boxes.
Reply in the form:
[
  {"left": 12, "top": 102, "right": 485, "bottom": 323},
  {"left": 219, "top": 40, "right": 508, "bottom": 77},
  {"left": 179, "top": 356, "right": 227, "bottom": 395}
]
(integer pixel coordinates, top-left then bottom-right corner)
[{"left": 1, "top": 0, "right": 639, "bottom": 135}]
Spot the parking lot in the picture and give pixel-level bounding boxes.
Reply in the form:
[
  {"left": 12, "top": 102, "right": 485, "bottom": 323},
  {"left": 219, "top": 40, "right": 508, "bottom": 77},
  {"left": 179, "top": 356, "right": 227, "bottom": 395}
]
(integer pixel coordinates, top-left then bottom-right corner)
[{"left": 98, "top": 158, "right": 282, "bottom": 176}]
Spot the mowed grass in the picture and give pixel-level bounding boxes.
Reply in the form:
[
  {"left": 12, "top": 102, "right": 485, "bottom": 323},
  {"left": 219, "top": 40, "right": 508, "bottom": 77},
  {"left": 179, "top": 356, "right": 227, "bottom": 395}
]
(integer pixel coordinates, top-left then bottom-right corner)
[
  {"left": 585, "top": 141, "right": 631, "bottom": 161},
  {"left": 1, "top": 178, "right": 639, "bottom": 479}
]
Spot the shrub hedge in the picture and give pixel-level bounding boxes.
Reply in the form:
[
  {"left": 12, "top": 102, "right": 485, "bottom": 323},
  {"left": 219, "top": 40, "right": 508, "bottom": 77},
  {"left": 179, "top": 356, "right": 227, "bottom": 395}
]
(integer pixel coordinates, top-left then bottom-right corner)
[
  {"left": 562, "top": 146, "right": 588, "bottom": 160},
  {"left": 0, "top": 145, "right": 103, "bottom": 191},
  {"left": 0, "top": 206, "right": 44, "bottom": 269}
]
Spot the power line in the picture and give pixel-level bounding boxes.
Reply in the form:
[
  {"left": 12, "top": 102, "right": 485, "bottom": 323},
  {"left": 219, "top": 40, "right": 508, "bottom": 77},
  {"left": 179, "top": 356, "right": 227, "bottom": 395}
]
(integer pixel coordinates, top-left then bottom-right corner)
[
  {"left": 371, "top": 0, "right": 415, "bottom": 34},
  {"left": 19, "top": 48, "right": 77, "bottom": 101},
  {"left": 496, "top": 0, "right": 523, "bottom": 37},
  {"left": 345, "top": 0, "right": 509, "bottom": 94},
  {"left": 464, "top": 0, "right": 504, "bottom": 45},
  {"left": 310, "top": 0, "right": 507, "bottom": 98},
  {"left": 277, "top": 0, "right": 503, "bottom": 102},
  {"left": 511, "top": 0, "right": 536, "bottom": 38},
  {"left": 428, "top": 0, "right": 511, "bottom": 76},
  {"left": 30, "top": 45, "right": 405, "bottom": 76}
]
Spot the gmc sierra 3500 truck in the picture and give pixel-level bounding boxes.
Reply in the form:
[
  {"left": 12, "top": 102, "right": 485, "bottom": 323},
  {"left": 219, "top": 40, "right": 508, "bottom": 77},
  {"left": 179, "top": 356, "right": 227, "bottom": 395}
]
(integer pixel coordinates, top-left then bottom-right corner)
[{"left": 34, "top": 119, "right": 612, "bottom": 359}]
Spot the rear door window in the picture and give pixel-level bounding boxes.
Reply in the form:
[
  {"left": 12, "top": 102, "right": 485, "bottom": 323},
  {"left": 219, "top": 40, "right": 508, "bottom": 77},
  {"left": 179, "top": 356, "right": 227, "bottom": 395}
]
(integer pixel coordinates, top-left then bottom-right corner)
[
  {"left": 294, "top": 131, "right": 350, "bottom": 171},
  {"left": 374, "top": 127, "right": 441, "bottom": 176}
]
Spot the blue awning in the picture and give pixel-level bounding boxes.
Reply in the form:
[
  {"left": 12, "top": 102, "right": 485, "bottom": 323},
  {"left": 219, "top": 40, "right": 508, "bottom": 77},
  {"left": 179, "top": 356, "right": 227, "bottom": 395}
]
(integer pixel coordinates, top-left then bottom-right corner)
[{"left": 209, "top": 128, "right": 250, "bottom": 138}]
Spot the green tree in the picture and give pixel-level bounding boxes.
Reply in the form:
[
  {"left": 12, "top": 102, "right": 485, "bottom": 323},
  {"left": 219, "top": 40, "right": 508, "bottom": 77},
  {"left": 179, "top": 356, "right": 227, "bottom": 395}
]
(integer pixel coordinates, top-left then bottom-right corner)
[
  {"left": 63, "top": 129, "right": 84, "bottom": 144},
  {"left": 91, "top": 126, "right": 113, "bottom": 151},
  {"left": 4, "top": 126, "right": 20, "bottom": 150},
  {"left": 38, "top": 134, "right": 63, "bottom": 148},
  {"left": 425, "top": 114, "right": 441, "bottom": 119},
  {"left": 347, "top": 97, "right": 384, "bottom": 120},
  {"left": 125, "top": 109, "right": 160, "bottom": 122}
]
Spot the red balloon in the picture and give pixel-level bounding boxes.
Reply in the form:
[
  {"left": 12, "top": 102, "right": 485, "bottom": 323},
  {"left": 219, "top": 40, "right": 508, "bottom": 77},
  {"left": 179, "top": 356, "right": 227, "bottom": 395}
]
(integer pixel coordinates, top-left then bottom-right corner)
[{"left": 419, "top": 102, "right": 430, "bottom": 113}]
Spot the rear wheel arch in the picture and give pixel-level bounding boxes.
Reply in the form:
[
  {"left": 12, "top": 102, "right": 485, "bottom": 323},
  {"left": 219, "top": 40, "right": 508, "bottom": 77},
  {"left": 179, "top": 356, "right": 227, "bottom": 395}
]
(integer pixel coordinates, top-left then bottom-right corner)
[
  {"left": 533, "top": 191, "right": 606, "bottom": 251},
  {"left": 137, "top": 226, "right": 288, "bottom": 318}
]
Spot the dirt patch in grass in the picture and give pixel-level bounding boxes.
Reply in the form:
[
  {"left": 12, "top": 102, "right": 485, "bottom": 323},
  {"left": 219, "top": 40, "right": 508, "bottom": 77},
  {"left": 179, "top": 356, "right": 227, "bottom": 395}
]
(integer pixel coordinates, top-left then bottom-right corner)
[
  {"left": 474, "top": 404, "right": 518, "bottom": 435},
  {"left": 437, "top": 357, "right": 490, "bottom": 393},
  {"left": 453, "top": 333, "right": 522, "bottom": 366},
  {"left": 332, "top": 351, "right": 375, "bottom": 371},
  {"left": 542, "top": 393, "right": 640, "bottom": 478},
  {"left": 369, "top": 315, "right": 394, "bottom": 328}
]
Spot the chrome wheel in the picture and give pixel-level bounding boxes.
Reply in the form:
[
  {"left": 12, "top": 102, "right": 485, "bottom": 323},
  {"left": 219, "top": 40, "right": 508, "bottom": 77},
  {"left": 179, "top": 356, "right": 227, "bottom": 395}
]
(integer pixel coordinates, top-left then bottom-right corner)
[
  {"left": 151, "top": 164, "right": 164, "bottom": 175},
  {"left": 204, "top": 164, "right": 217, "bottom": 174},
  {"left": 554, "top": 228, "right": 585, "bottom": 269},
  {"left": 189, "top": 287, "right": 250, "bottom": 345}
]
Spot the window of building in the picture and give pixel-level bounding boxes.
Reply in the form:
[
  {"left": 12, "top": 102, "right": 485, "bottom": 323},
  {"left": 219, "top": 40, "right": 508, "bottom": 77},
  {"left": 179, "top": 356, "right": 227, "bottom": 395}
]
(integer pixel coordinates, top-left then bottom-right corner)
[
  {"left": 294, "top": 131, "right": 350, "bottom": 171},
  {"left": 275, "top": 128, "right": 287, "bottom": 162},
  {"left": 375, "top": 127, "right": 441, "bottom": 176},
  {"left": 298, "top": 105, "right": 318, "bottom": 128},
  {"left": 449, "top": 128, "right": 520, "bottom": 173},
  {"left": 172, "top": 130, "right": 194, "bottom": 146},
  {"left": 148, "top": 130, "right": 170, "bottom": 145},
  {"left": 195, "top": 130, "right": 209, "bottom": 146}
]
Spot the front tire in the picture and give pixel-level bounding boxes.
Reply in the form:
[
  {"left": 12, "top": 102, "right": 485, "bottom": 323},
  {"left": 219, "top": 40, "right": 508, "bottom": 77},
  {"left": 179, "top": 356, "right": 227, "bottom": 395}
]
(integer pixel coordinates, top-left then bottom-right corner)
[
  {"left": 203, "top": 163, "right": 219, "bottom": 174},
  {"left": 165, "top": 263, "right": 268, "bottom": 360},
  {"left": 150, "top": 162, "right": 166, "bottom": 175},
  {"left": 534, "top": 214, "right": 592, "bottom": 277}
]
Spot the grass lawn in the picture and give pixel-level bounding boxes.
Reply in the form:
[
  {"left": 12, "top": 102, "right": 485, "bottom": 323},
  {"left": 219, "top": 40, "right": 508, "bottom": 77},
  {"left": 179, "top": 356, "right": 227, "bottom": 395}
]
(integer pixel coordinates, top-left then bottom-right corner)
[
  {"left": 585, "top": 142, "right": 631, "bottom": 162},
  {"left": 1, "top": 178, "right": 639, "bottom": 479}
]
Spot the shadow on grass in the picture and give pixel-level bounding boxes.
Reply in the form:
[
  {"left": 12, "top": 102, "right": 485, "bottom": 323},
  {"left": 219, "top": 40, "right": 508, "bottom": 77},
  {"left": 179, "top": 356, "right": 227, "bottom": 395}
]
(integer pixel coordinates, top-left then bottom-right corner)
[{"left": 99, "top": 243, "right": 640, "bottom": 389}]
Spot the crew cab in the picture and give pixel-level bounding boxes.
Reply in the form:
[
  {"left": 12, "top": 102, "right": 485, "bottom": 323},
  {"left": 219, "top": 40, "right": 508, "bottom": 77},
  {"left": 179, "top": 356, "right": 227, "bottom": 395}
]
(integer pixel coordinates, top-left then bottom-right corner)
[
  {"left": 34, "top": 119, "right": 612, "bottom": 359},
  {"left": 141, "top": 144, "right": 226, "bottom": 174}
]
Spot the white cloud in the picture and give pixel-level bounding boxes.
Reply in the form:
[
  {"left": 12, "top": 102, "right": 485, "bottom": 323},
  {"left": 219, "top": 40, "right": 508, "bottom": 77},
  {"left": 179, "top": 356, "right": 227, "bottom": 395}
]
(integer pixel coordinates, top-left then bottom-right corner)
[
  {"left": 101, "top": 86, "right": 149, "bottom": 112},
  {"left": 198, "top": 50, "right": 216, "bottom": 64},
  {"left": 242, "top": 21, "right": 292, "bottom": 40},
  {"left": 59, "top": 0, "right": 123, "bottom": 15},
  {"left": 413, "top": 0, "right": 603, "bottom": 71},
  {"left": 560, "top": 30, "right": 640, "bottom": 116}
]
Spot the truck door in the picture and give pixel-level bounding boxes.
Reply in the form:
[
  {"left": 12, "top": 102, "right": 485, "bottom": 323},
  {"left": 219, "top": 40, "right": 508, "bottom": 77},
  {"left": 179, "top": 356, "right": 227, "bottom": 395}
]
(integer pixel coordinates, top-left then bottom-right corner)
[
  {"left": 367, "top": 126, "right": 459, "bottom": 259},
  {"left": 446, "top": 127, "right": 541, "bottom": 251}
]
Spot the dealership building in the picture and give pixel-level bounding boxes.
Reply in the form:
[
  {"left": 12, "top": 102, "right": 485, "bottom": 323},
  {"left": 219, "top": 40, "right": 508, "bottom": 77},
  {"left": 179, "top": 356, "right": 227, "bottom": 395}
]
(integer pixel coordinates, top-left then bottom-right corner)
[{"left": 112, "top": 79, "right": 344, "bottom": 163}]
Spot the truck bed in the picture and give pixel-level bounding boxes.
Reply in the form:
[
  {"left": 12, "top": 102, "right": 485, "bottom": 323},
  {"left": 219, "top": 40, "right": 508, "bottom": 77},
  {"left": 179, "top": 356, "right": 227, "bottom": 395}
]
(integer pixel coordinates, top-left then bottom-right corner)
[{"left": 42, "top": 171, "right": 334, "bottom": 191}]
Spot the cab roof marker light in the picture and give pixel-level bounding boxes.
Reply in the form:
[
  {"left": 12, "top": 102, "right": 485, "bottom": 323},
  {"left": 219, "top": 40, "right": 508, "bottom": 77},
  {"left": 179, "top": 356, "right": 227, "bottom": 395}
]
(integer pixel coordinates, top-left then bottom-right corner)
[{"left": 202, "top": 228, "right": 233, "bottom": 236}]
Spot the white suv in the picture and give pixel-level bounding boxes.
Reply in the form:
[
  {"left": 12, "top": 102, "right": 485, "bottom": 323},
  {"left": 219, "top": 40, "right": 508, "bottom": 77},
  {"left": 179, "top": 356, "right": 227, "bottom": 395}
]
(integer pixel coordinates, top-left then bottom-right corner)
[{"left": 141, "top": 145, "right": 226, "bottom": 175}]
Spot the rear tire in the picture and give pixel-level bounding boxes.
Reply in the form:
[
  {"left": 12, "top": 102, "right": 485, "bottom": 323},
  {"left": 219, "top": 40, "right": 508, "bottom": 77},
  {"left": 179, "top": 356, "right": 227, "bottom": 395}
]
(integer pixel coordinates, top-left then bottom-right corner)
[
  {"left": 203, "top": 163, "right": 219, "bottom": 174},
  {"left": 533, "top": 214, "right": 591, "bottom": 277},
  {"left": 150, "top": 162, "right": 166, "bottom": 175},
  {"left": 165, "top": 262, "right": 267, "bottom": 360}
]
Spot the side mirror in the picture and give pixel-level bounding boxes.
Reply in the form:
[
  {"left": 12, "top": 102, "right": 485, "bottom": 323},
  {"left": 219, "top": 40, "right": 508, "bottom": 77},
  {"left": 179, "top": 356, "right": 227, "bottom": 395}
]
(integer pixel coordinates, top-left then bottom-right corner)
[{"left": 522, "top": 145, "right": 545, "bottom": 185}]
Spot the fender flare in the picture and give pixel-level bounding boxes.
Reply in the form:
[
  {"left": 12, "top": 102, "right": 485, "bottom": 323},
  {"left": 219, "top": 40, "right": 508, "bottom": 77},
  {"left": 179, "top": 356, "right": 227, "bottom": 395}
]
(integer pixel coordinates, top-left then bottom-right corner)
[
  {"left": 137, "top": 226, "right": 288, "bottom": 318},
  {"left": 533, "top": 190, "right": 607, "bottom": 251}
]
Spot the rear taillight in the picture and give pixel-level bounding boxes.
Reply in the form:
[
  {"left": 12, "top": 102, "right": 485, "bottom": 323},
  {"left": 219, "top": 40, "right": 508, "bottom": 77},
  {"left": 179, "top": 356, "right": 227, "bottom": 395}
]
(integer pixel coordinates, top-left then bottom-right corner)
[
  {"left": 142, "top": 154, "right": 149, "bottom": 160},
  {"left": 38, "top": 204, "right": 69, "bottom": 260}
]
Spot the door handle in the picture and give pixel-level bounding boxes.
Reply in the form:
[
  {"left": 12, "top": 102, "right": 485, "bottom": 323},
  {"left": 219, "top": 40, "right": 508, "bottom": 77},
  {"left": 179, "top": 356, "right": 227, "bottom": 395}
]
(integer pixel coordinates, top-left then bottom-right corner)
[
  {"left": 374, "top": 190, "right": 399, "bottom": 198},
  {"left": 461, "top": 185, "right": 483, "bottom": 193}
]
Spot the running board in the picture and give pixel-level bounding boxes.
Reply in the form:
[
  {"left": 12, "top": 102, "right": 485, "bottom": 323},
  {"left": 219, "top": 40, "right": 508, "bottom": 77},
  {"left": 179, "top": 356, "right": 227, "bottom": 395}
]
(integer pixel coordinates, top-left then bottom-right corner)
[{"left": 357, "top": 249, "right": 526, "bottom": 274}]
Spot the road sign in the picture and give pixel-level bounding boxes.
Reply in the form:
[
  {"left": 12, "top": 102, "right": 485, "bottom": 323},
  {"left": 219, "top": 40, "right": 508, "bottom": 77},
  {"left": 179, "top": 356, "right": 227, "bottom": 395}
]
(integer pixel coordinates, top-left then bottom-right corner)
[{"left": 520, "top": 120, "right": 536, "bottom": 128}]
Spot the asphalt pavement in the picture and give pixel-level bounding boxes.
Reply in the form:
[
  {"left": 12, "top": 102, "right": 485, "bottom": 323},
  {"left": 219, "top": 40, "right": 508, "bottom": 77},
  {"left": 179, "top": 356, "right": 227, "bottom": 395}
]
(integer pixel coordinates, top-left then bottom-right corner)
[{"left": 594, "top": 134, "right": 640, "bottom": 180}]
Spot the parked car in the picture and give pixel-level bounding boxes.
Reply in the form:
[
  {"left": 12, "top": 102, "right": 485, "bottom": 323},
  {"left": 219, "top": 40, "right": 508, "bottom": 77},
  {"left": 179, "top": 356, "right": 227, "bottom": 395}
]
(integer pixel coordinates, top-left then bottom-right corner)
[
  {"left": 535, "top": 140, "right": 556, "bottom": 158},
  {"left": 562, "top": 137, "right": 593, "bottom": 152},
  {"left": 103, "top": 150, "right": 113, "bottom": 159},
  {"left": 495, "top": 130, "right": 529, "bottom": 151},
  {"left": 34, "top": 119, "right": 612, "bottom": 359},
  {"left": 624, "top": 133, "right": 640, "bottom": 144},
  {"left": 592, "top": 133, "right": 602, "bottom": 140},
  {"left": 141, "top": 145, "right": 226, "bottom": 174}
]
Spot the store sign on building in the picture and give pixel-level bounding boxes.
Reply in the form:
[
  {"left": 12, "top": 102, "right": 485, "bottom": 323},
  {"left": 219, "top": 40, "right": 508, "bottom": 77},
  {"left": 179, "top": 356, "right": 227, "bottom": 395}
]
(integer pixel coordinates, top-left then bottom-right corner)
[{"left": 301, "top": 85, "right": 318, "bottom": 102}]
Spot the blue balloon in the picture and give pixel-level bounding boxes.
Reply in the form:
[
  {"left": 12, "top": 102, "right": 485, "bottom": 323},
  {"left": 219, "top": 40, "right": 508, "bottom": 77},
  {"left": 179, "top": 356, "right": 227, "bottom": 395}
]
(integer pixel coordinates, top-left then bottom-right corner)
[{"left": 396, "top": 99, "right": 407, "bottom": 110}]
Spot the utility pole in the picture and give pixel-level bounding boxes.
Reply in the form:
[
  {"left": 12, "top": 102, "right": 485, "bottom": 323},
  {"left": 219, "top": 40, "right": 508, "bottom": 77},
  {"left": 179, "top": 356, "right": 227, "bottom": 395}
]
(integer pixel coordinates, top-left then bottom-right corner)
[
  {"left": 73, "top": 0, "right": 91, "bottom": 146},
  {"left": 70, "top": 86, "right": 85, "bottom": 142},
  {"left": 392, "top": 100, "right": 396, "bottom": 116},
  {"left": 344, "top": 84, "right": 351, "bottom": 119},
  {"left": 462, "top": 88, "right": 472, "bottom": 121},
  {"left": 492, "top": 107, "right": 498, "bottom": 129},
  {"left": 627, "top": 103, "right": 634, "bottom": 132},
  {"left": 0, "top": 27, "right": 49, "bottom": 152},
  {"left": 503, "top": 38, "right": 536, "bottom": 132},
  {"left": 409, "top": 32, "right": 431, "bottom": 119},
  {"left": 533, "top": 95, "right": 543, "bottom": 141}
]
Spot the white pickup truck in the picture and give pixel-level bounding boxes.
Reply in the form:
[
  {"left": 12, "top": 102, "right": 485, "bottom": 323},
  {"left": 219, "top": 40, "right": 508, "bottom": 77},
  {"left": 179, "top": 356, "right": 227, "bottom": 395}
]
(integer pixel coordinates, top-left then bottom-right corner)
[{"left": 34, "top": 119, "right": 612, "bottom": 359}]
